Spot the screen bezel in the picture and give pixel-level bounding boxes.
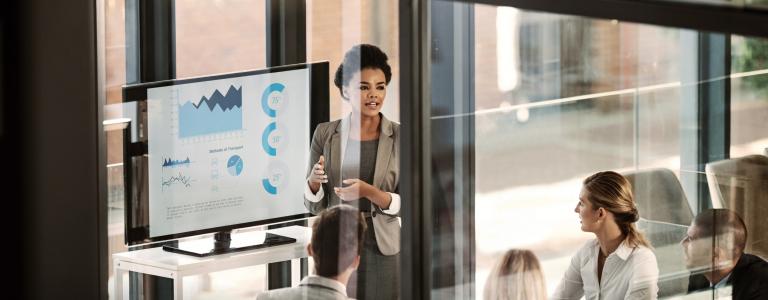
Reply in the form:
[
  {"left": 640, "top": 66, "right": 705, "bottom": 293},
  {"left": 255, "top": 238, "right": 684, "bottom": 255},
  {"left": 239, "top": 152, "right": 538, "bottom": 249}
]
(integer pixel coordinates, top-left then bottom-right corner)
[{"left": 121, "top": 61, "right": 329, "bottom": 246}]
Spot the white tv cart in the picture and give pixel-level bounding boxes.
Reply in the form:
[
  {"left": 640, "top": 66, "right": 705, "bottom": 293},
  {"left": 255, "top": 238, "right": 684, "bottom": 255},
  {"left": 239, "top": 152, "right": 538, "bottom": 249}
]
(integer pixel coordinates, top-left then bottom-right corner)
[{"left": 113, "top": 225, "right": 311, "bottom": 300}]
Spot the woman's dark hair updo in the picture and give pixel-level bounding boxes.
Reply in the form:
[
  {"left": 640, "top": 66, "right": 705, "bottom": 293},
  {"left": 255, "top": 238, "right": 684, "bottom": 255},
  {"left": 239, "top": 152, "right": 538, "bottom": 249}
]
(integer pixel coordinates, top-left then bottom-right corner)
[{"left": 334, "top": 44, "right": 392, "bottom": 99}]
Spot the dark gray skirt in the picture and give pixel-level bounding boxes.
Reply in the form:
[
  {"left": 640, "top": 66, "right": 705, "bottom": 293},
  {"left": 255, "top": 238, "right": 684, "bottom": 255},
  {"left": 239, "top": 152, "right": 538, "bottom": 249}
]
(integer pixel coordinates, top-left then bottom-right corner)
[{"left": 346, "top": 216, "right": 400, "bottom": 300}]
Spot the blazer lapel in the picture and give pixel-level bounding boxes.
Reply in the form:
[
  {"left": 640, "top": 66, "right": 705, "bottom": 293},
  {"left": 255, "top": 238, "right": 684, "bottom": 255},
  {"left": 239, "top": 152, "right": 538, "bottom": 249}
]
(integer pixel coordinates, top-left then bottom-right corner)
[
  {"left": 329, "top": 116, "right": 350, "bottom": 189},
  {"left": 373, "top": 115, "right": 393, "bottom": 189}
]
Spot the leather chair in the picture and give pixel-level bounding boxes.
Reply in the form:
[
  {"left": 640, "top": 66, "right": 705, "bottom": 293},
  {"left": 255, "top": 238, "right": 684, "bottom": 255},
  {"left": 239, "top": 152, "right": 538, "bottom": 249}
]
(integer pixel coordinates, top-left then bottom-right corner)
[
  {"left": 705, "top": 154, "right": 768, "bottom": 260},
  {"left": 623, "top": 168, "right": 695, "bottom": 297},
  {"left": 623, "top": 168, "right": 694, "bottom": 226},
  {"left": 637, "top": 218, "right": 690, "bottom": 297}
]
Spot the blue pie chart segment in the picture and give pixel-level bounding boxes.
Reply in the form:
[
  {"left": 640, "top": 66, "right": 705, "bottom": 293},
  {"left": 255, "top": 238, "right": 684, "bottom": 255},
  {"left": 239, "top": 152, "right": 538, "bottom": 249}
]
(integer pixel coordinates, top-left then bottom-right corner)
[
  {"left": 261, "top": 83, "right": 284, "bottom": 118},
  {"left": 262, "top": 179, "right": 278, "bottom": 195},
  {"left": 227, "top": 155, "right": 244, "bottom": 176}
]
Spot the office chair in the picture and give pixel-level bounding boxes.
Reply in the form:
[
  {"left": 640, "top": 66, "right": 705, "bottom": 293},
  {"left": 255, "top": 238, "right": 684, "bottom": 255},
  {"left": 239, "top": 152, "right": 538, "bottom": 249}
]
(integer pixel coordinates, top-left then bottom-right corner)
[
  {"left": 623, "top": 168, "right": 694, "bottom": 226},
  {"left": 623, "top": 168, "right": 695, "bottom": 297},
  {"left": 637, "top": 218, "right": 690, "bottom": 297},
  {"left": 705, "top": 154, "right": 768, "bottom": 260}
]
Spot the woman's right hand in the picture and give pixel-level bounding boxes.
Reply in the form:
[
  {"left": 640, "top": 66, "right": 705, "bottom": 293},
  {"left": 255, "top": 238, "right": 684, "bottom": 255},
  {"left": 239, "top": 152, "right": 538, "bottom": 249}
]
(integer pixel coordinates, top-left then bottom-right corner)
[{"left": 307, "top": 155, "right": 327, "bottom": 193}]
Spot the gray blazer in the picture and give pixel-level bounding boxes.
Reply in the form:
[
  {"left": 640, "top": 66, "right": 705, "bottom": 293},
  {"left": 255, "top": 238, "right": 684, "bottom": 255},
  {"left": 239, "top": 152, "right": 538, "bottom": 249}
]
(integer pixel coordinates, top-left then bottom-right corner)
[
  {"left": 304, "top": 114, "right": 401, "bottom": 256},
  {"left": 257, "top": 275, "right": 351, "bottom": 300}
]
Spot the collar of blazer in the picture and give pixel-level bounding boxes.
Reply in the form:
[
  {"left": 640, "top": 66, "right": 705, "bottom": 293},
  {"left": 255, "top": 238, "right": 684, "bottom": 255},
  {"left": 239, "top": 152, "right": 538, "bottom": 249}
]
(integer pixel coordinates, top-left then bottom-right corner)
[
  {"left": 330, "top": 113, "right": 395, "bottom": 192},
  {"left": 334, "top": 112, "right": 395, "bottom": 137}
]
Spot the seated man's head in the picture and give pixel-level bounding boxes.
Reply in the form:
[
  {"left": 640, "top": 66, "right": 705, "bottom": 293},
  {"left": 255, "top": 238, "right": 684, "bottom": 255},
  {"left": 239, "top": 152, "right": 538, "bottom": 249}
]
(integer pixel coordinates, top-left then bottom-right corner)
[
  {"left": 681, "top": 208, "right": 747, "bottom": 272},
  {"left": 308, "top": 204, "right": 367, "bottom": 279}
]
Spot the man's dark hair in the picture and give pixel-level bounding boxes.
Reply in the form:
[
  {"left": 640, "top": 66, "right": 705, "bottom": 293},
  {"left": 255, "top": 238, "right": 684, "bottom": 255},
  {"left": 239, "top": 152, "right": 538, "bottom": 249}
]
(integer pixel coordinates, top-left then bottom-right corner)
[
  {"left": 311, "top": 204, "right": 367, "bottom": 277},
  {"left": 693, "top": 208, "right": 748, "bottom": 257},
  {"left": 333, "top": 44, "right": 392, "bottom": 98}
]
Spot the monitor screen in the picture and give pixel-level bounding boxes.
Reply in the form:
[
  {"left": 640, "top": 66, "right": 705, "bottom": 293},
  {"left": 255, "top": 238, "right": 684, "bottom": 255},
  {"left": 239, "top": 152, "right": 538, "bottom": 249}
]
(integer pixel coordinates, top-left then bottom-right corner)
[{"left": 121, "top": 62, "right": 329, "bottom": 246}]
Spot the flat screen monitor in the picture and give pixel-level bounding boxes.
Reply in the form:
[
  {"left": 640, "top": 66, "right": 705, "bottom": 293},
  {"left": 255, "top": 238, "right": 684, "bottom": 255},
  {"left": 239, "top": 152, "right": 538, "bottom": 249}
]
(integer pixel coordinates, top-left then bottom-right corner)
[{"left": 121, "top": 62, "right": 329, "bottom": 255}]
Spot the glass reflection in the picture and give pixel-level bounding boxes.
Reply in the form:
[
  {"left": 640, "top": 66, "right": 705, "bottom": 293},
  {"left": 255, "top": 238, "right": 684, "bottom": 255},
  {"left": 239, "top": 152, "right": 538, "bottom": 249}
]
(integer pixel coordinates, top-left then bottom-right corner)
[{"left": 682, "top": 208, "right": 768, "bottom": 298}]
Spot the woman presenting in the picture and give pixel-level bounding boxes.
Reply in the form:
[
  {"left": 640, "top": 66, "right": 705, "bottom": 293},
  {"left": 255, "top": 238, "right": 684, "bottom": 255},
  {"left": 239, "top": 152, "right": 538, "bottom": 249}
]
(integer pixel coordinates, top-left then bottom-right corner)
[{"left": 304, "top": 44, "right": 400, "bottom": 300}]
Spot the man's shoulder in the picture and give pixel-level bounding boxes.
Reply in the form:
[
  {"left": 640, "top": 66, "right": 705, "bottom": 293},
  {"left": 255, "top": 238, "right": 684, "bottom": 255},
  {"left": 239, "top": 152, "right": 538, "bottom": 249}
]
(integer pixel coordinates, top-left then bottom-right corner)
[
  {"left": 729, "top": 254, "right": 768, "bottom": 298},
  {"left": 735, "top": 254, "right": 768, "bottom": 278},
  {"left": 739, "top": 254, "right": 768, "bottom": 269},
  {"left": 256, "top": 275, "right": 350, "bottom": 300},
  {"left": 256, "top": 286, "right": 347, "bottom": 300},
  {"left": 256, "top": 286, "right": 297, "bottom": 300}
]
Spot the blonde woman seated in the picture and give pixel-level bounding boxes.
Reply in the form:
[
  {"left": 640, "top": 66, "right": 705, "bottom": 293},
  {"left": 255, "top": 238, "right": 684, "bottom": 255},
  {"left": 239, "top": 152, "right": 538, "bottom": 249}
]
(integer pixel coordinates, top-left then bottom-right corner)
[
  {"left": 552, "top": 171, "right": 659, "bottom": 300},
  {"left": 484, "top": 249, "right": 547, "bottom": 300}
]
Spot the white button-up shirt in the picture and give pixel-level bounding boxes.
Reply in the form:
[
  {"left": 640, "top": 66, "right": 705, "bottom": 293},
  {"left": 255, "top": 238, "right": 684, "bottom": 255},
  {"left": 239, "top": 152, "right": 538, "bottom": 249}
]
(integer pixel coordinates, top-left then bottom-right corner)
[{"left": 551, "top": 238, "right": 659, "bottom": 300}]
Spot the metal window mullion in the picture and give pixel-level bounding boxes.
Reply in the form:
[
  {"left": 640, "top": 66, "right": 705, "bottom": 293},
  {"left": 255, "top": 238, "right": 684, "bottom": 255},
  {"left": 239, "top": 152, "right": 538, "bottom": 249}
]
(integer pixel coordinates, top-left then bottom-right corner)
[
  {"left": 429, "top": 1, "right": 475, "bottom": 298},
  {"left": 400, "top": 0, "right": 432, "bottom": 299},
  {"left": 96, "top": 0, "right": 110, "bottom": 298},
  {"left": 124, "top": 1, "right": 176, "bottom": 299},
  {"left": 680, "top": 32, "right": 730, "bottom": 213},
  {"left": 697, "top": 33, "right": 730, "bottom": 211},
  {"left": 266, "top": 0, "right": 307, "bottom": 67},
  {"left": 265, "top": 0, "right": 308, "bottom": 290}
]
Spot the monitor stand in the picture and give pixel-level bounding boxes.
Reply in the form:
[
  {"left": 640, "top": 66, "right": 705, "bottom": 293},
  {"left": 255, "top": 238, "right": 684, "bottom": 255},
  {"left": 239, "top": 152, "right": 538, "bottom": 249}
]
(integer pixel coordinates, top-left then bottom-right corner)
[{"left": 162, "top": 230, "right": 296, "bottom": 257}]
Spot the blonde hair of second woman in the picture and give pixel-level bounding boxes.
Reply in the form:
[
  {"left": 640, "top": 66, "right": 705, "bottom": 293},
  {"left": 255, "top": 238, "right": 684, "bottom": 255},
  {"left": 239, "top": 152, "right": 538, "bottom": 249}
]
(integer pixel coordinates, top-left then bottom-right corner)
[{"left": 484, "top": 249, "right": 547, "bottom": 300}]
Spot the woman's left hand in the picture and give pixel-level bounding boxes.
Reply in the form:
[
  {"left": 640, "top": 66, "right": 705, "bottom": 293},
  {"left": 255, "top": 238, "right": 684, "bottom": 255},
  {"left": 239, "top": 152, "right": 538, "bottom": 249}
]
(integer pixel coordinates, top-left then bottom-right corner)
[
  {"left": 334, "top": 179, "right": 374, "bottom": 201},
  {"left": 335, "top": 179, "right": 392, "bottom": 209}
]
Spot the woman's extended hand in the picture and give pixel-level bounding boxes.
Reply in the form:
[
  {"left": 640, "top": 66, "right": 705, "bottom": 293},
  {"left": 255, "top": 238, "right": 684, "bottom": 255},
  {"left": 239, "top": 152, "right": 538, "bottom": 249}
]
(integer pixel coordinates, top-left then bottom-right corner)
[
  {"left": 334, "top": 179, "right": 370, "bottom": 201},
  {"left": 334, "top": 179, "right": 391, "bottom": 209},
  {"left": 333, "top": 178, "right": 366, "bottom": 201},
  {"left": 307, "top": 155, "right": 327, "bottom": 193}
]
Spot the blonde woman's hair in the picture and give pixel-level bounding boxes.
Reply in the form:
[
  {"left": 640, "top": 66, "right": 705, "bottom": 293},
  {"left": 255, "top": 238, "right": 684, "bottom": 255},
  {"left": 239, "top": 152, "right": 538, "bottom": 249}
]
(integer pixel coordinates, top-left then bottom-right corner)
[
  {"left": 484, "top": 249, "right": 547, "bottom": 300},
  {"left": 583, "top": 171, "right": 651, "bottom": 248}
]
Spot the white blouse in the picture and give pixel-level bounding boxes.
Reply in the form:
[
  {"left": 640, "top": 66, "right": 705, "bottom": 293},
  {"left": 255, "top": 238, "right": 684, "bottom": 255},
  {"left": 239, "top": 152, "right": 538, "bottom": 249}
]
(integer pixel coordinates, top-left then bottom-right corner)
[{"left": 551, "top": 239, "right": 659, "bottom": 300}]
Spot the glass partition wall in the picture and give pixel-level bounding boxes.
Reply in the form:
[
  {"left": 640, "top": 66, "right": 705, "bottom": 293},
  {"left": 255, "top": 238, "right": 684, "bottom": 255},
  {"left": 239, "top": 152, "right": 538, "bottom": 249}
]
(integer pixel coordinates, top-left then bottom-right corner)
[
  {"left": 401, "top": 0, "right": 768, "bottom": 299},
  {"left": 101, "top": 0, "right": 399, "bottom": 299},
  {"left": 99, "top": 0, "right": 767, "bottom": 299}
]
